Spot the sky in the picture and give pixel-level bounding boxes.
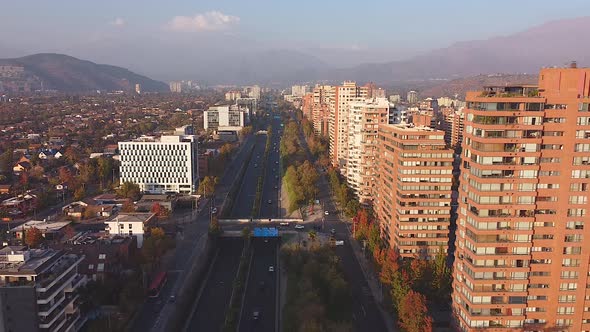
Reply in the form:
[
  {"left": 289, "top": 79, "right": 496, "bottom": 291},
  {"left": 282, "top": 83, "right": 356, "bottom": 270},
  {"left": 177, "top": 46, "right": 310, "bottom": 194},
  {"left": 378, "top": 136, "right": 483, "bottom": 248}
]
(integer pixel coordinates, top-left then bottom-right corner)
[{"left": 1, "top": 0, "right": 589, "bottom": 80}]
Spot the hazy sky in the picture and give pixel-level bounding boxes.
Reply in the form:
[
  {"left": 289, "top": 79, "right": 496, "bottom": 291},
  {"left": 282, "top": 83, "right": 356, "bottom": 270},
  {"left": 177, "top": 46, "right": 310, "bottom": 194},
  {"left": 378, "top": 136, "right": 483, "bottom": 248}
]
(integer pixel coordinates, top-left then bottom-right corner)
[{"left": 1, "top": 0, "right": 589, "bottom": 80}]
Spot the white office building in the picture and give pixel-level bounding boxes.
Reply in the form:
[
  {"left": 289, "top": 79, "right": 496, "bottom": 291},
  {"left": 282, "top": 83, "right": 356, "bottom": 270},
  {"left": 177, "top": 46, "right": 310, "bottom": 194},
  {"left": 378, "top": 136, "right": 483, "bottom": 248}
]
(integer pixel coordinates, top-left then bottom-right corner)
[
  {"left": 118, "top": 135, "right": 198, "bottom": 195},
  {"left": 204, "top": 105, "right": 247, "bottom": 130}
]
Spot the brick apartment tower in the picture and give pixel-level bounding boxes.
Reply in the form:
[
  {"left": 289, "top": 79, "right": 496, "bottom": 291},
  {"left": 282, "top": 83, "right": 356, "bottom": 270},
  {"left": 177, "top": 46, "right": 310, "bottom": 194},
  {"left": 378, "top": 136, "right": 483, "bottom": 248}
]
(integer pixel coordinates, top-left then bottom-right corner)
[
  {"left": 453, "top": 65, "right": 590, "bottom": 331},
  {"left": 374, "top": 123, "right": 454, "bottom": 257}
]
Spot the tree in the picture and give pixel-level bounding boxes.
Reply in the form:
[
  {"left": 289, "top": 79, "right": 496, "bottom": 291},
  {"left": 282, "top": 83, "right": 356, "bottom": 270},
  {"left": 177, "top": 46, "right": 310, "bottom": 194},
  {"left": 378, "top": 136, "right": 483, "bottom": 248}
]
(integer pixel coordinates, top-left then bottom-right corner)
[
  {"left": 97, "top": 157, "right": 113, "bottom": 188},
  {"left": 121, "top": 200, "right": 135, "bottom": 213},
  {"left": 25, "top": 227, "right": 44, "bottom": 248},
  {"left": 198, "top": 176, "right": 218, "bottom": 197},
  {"left": 0, "top": 149, "right": 13, "bottom": 174},
  {"left": 58, "top": 167, "right": 73, "bottom": 184},
  {"left": 398, "top": 290, "right": 433, "bottom": 332},
  {"left": 117, "top": 182, "right": 141, "bottom": 201},
  {"left": 150, "top": 227, "right": 165, "bottom": 240},
  {"left": 74, "top": 187, "right": 86, "bottom": 201}
]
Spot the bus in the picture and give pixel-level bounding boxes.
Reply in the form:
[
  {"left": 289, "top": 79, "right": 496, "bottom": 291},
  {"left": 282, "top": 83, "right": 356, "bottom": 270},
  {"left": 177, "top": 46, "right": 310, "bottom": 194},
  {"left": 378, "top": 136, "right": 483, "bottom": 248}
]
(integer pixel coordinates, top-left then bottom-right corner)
[{"left": 148, "top": 271, "right": 167, "bottom": 298}]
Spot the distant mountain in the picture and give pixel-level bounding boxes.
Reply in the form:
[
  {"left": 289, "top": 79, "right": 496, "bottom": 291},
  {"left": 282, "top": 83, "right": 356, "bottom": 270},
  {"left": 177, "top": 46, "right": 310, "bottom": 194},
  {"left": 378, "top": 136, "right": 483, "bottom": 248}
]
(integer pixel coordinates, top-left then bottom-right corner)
[
  {"left": 337, "top": 17, "right": 590, "bottom": 83},
  {"left": 0, "top": 53, "right": 168, "bottom": 93},
  {"left": 418, "top": 74, "right": 539, "bottom": 99}
]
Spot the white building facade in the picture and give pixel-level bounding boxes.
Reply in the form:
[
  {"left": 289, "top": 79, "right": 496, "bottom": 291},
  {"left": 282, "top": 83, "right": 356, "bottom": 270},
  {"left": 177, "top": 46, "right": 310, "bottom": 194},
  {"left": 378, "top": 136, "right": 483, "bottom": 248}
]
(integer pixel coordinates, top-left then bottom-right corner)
[
  {"left": 346, "top": 98, "right": 390, "bottom": 204},
  {"left": 118, "top": 135, "right": 198, "bottom": 195},
  {"left": 204, "top": 105, "right": 247, "bottom": 130}
]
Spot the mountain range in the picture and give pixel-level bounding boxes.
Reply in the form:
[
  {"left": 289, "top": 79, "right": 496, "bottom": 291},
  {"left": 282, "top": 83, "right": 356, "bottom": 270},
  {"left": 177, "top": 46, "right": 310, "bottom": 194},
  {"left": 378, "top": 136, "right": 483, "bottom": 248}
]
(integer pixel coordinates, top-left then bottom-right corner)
[
  {"left": 0, "top": 54, "right": 168, "bottom": 93},
  {"left": 0, "top": 17, "right": 588, "bottom": 90}
]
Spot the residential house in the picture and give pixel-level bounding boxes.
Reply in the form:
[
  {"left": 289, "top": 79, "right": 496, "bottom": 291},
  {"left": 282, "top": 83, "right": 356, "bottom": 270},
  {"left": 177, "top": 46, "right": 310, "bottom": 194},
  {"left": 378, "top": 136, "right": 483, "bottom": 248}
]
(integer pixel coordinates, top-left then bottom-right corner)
[{"left": 104, "top": 213, "right": 156, "bottom": 248}]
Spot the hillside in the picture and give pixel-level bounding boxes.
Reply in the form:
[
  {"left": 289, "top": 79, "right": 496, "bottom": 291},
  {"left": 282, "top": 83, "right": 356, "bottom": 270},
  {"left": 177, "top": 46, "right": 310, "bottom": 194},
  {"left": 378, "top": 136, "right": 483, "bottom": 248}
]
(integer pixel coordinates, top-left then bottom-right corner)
[
  {"left": 418, "top": 74, "right": 539, "bottom": 99},
  {"left": 0, "top": 53, "right": 168, "bottom": 93},
  {"left": 332, "top": 17, "right": 590, "bottom": 84}
]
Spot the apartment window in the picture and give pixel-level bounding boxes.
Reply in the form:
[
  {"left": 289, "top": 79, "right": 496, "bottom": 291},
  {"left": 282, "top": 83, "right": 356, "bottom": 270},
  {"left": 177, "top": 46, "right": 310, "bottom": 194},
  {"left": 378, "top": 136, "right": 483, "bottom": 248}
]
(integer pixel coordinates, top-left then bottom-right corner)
[
  {"left": 98, "top": 254, "right": 106, "bottom": 260},
  {"left": 558, "top": 295, "right": 576, "bottom": 303},
  {"left": 557, "top": 307, "right": 575, "bottom": 315},
  {"left": 559, "top": 283, "right": 578, "bottom": 291},
  {"left": 556, "top": 319, "right": 573, "bottom": 327},
  {"left": 561, "top": 271, "right": 579, "bottom": 279},
  {"left": 562, "top": 258, "right": 581, "bottom": 267},
  {"left": 578, "top": 117, "right": 590, "bottom": 125},
  {"left": 579, "top": 103, "right": 590, "bottom": 112}
]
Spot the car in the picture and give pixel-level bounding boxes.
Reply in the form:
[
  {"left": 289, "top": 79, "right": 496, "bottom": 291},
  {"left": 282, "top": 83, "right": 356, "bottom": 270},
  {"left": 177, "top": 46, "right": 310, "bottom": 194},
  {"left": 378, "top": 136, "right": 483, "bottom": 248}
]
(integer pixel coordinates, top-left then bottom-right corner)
[
  {"left": 335, "top": 240, "right": 344, "bottom": 246},
  {"left": 330, "top": 228, "right": 336, "bottom": 235},
  {"left": 275, "top": 161, "right": 279, "bottom": 164},
  {"left": 211, "top": 207, "right": 218, "bottom": 214},
  {"left": 324, "top": 210, "right": 329, "bottom": 215},
  {"left": 258, "top": 281, "right": 266, "bottom": 291},
  {"left": 252, "top": 310, "right": 261, "bottom": 320},
  {"left": 268, "top": 266, "right": 275, "bottom": 272},
  {"left": 169, "top": 295, "right": 176, "bottom": 303},
  {"left": 274, "top": 185, "right": 278, "bottom": 189},
  {"left": 294, "top": 224, "right": 305, "bottom": 230},
  {"left": 279, "top": 222, "right": 290, "bottom": 226},
  {"left": 275, "top": 175, "right": 279, "bottom": 179},
  {"left": 254, "top": 164, "right": 258, "bottom": 168},
  {"left": 268, "top": 200, "right": 272, "bottom": 204}
]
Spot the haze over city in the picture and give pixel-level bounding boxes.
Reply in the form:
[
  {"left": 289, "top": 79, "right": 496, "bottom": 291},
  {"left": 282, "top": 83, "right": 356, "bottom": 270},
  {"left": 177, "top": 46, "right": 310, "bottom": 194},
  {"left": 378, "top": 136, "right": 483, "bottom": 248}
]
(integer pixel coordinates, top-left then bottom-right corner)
[{"left": 1, "top": 0, "right": 589, "bottom": 82}]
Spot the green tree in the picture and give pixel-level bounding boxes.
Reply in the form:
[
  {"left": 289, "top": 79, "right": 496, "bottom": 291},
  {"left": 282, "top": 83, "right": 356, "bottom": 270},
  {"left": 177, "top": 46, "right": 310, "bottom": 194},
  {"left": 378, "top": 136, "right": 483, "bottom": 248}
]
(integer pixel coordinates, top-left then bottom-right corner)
[
  {"left": 97, "top": 157, "right": 113, "bottom": 188},
  {"left": 117, "top": 182, "right": 141, "bottom": 201},
  {"left": 0, "top": 148, "right": 13, "bottom": 174}
]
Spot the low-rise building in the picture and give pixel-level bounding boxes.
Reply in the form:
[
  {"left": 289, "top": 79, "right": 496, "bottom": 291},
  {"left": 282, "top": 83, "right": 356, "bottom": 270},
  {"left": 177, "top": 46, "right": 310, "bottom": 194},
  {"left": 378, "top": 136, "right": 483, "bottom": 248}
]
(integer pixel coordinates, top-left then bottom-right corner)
[
  {"left": 104, "top": 213, "right": 156, "bottom": 248},
  {"left": 10, "top": 219, "right": 72, "bottom": 241}
]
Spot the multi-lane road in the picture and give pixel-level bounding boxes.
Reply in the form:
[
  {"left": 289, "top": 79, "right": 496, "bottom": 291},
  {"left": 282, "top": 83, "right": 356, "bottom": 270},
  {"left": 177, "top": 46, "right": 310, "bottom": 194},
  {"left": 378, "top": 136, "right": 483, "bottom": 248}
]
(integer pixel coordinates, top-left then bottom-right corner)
[{"left": 237, "top": 115, "right": 282, "bottom": 332}]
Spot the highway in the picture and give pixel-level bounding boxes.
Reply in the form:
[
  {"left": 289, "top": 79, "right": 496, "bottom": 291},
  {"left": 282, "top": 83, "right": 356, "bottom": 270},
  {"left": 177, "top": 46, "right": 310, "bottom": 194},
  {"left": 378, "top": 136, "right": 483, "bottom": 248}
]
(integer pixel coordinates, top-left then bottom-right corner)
[
  {"left": 131, "top": 125, "right": 257, "bottom": 332},
  {"left": 237, "top": 114, "right": 282, "bottom": 332},
  {"left": 184, "top": 238, "right": 244, "bottom": 331},
  {"left": 184, "top": 114, "right": 275, "bottom": 331}
]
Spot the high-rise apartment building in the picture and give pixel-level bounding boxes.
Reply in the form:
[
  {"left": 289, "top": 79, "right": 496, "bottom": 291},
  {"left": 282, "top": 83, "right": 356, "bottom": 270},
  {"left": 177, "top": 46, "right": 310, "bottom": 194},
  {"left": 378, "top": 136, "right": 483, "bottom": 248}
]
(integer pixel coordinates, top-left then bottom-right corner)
[
  {"left": 169, "top": 81, "right": 182, "bottom": 93},
  {"left": 135, "top": 83, "right": 141, "bottom": 94},
  {"left": 119, "top": 135, "right": 198, "bottom": 194},
  {"left": 225, "top": 90, "right": 242, "bottom": 101},
  {"left": 328, "top": 81, "right": 368, "bottom": 173},
  {"left": 453, "top": 66, "right": 590, "bottom": 331},
  {"left": 389, "top": 105, "right": 408, "bottom": 124},
  {"left": 346, "top": 98, "right": 390, "bottom": 204},
  {"left": 291, "top": 85, "right": 309, "bottom": 97},
  {"left": 407, "top": 90, "right": 418, "bottom": 104},
  {"left": 0, "top": 247, "right": 86, "bottom": 332},
  {"left": 389, "top": 94, "right": 402, "bottom": 104},
  {"left": 374, "top": 123, "right": 453, "bottom": 257},
  {"left": 442, "top": 110, "right": 464, "bottom": 149}
]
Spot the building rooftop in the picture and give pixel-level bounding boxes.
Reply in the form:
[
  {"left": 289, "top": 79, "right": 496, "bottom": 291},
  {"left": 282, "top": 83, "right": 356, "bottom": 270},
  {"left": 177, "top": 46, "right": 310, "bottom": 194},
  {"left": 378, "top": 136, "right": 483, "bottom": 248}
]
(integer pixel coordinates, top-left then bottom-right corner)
[
  {"left": 0, "top": 248, "right": 64, "bottom": 276},
  {"left": 107, "top": 212, "right": 155, "bottom": 224},
  {"left": 10, "top": 219, "right": 71, "bottom": 234},
  {"left": 387, "top": 123, "right": 439, "bottom": 132}
]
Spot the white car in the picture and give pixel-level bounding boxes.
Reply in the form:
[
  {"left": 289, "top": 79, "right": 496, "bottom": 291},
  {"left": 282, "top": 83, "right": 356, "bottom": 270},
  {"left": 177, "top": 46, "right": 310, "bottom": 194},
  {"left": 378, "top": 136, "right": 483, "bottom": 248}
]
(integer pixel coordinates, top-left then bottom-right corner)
[
  {"left": 268, "top": 266, "right": 275, "bottom": 272},
  {"left": 294, "top": 224, "right": 305, "bottom": 230},
  {"left": 279, "top": 222, "right": 290, "bottom": 226},
  {"left": 335, "top": 240, "right": 344, "bottom": 246},
  {"left": 324, "top": 211, "right": 329, "bottom": 215}
]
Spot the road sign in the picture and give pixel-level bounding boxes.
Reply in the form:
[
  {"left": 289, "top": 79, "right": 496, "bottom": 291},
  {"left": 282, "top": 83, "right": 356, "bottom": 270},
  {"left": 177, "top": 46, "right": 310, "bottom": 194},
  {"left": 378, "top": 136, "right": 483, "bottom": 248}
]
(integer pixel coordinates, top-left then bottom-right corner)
[{"left": 253, "top": 227, "right": 279, "bottom": 237}]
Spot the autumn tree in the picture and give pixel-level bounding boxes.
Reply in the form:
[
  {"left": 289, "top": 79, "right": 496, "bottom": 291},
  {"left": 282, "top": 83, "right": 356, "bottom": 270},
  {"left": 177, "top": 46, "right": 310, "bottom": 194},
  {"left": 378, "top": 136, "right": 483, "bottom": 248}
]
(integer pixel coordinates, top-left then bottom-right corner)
[
  {"left": 74, "top": 187, "right": 86, "bottom": 201},
  {"left": 398, "top": 290, "right": 433, "bottom": 332},
  {"left": 197, "top": 176, "right": 218, "bottom": 197},
  {"left": 121, "top": 200, "right": 136, "bottom": 213},
  {"left": 58, "top": 167, "right": 73, "bottom": 184},
  {"left": 151, "top": 203, "right": 170, "bottom": 218},
  {"left": 25, "top": 227, "right": 44, "bottom": 248}
]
